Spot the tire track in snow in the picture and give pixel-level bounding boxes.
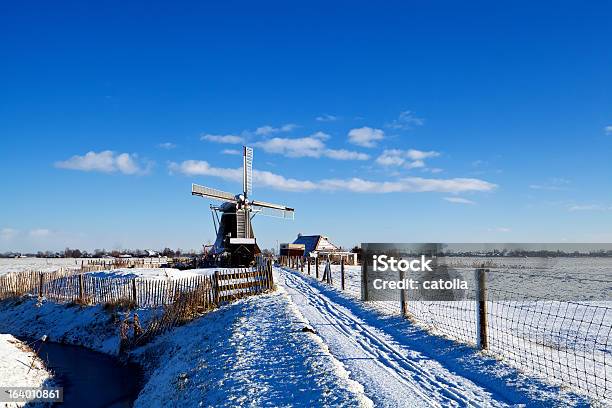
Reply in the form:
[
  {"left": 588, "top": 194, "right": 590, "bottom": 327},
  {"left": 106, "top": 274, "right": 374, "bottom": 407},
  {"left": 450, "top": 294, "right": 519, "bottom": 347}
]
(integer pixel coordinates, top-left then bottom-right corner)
[{"left": 278, "top": 267, "right": 511, "bottom": 408}]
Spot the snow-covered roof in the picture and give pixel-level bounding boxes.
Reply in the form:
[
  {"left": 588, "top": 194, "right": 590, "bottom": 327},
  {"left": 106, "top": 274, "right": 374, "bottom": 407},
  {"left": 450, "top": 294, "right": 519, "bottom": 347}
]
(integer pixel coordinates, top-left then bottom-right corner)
[{"left": 292, "top": 235, "right": 339, "bottom": 254}]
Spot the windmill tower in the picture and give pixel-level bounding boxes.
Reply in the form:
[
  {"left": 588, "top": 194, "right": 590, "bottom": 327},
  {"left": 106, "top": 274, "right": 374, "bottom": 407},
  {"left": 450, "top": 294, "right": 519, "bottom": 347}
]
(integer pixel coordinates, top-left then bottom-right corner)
[{"left": 192, "top": 146, "right": 295, "bottom": 266}]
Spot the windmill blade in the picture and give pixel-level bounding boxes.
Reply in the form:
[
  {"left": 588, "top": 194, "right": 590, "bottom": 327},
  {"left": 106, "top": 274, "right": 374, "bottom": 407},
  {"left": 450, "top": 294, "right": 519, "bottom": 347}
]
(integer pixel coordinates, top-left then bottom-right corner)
[
  {"left": 251, "top": 200, "right": 295, "bottom": 220},
  {"left": 192, "top": 183, "right": 237, "bottom": 202},
  {"left": 243, "top": 146, "right": 253, "bottom": 198}
]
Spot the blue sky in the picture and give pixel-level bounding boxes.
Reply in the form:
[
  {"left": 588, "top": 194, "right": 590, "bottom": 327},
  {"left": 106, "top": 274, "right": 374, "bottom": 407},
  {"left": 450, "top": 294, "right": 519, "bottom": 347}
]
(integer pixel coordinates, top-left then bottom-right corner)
[{"left": 1, "top": 1, "right": 611, "bottom": 252}]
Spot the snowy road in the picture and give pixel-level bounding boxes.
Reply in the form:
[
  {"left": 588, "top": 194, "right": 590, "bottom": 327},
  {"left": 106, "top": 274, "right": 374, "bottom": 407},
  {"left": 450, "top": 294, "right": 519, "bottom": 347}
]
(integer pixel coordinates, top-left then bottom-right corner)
[{"left": 276, "top": 266, "right": 569, "bottom": 407}]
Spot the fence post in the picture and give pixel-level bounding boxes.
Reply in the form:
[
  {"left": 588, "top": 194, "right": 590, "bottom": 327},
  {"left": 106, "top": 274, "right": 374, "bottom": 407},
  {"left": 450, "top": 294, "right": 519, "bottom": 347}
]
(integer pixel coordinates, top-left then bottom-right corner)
[
  {"left": 213, "top": 271, "right": 220, "bottom": 305},
  {"left": 132, "top": 279, "right": 138, "bottom": 306},
  {"left": 38, "top": 273, "right": 43, "bottom": 298},
  {"left": 307, "top": 258, "right": 311, "bottom": 275},
  {"left": 341, "top": 259, "right": 345, "bottom": 291},
  {"left": 475, "top": 268, "right": 489, "bottom": 350},
  {"left": 316, "top": 258, "right": 319, "bottom": 280},
  {"left": 78, "top": 274, "right": 84, "bottom": 303},
  {"left": 361, "top": 256, "right": 369, "bottom": 301},
  {"left": 268, "top": 260, "right": 274, "bottom": 289},
  {"left": 399, "top": 268, "right": 407, "bottom": 318}
]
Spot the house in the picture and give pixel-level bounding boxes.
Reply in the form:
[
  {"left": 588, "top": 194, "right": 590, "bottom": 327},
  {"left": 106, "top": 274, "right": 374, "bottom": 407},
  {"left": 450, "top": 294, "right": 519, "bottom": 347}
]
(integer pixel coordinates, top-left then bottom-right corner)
[
  {"left": 292, "top": 234, "right": 339, "bottom": 256},
  {"left": 280, "top": 234, "right": 358, "bottom": 265}
]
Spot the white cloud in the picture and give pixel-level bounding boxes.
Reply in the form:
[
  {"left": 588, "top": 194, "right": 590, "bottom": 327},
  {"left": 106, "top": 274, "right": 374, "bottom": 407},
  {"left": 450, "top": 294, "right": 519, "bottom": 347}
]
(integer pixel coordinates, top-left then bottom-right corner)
[
  {"left": 323, "top": 149, "right": 369, "bottom": 161},
  {"left": 201, "top": 134, "right": 244, "bottom": 144},
  {"left": 443, "top": 197, "right": 475, "bottom": 205},
  {"left": 255, "top": 134, "right": 327, "bottom": 158},
  {"left": 568, "top": 204, "right": 612, "bottom": 211},
  {"left": 405, "top": 160, "right": 425, "bottom": 169},
  {"left": 316, "top": 114, "right": 338, "bottom": 122},
  {"left": 529, "top": 178, "right": 570, "bottom": 191},
  {"left": 318, "top": 177, "right": 496, "bottom": 194},
  {"left": 169, "top": 160, "right": 496, "bottom": 194},
  {"left": 386, "top": 110, "right": 425, "bottom": 130},
  {"left": 29, "top": 228, "right": 51, "bottom": 237},
  {"left": 254, "top": 133, "right": 367, "bottom": 160},
  {"left": 489, "top": 227, "right": 511, "bottom": 233},
  {"left": 55, "top": 151, "right": 152, "bottom": 175},
  {"left": 406, "top": 149, "right": 439, "bottom": 160},
  {"left": 115, "top": 153, "right": 141, "bottom": 175},
  {"left": 222, "top": 149, "right": 241, "bottom": 155},
  {"left": 157, "top": 142, "right": 176, "bottom": 149},
  {"left": 375, "top": 149, "right": 440, "bottom": 169},
  {"left": 348, "top": 127, "right": 384, "bottom": 147},
  {"left": 168, "top": 161, "right": 316, "bottom": 192},
  {"left": 605, "top": 126, "right": 612, "bottom": 135},
  {"left": 0, "top": 228, "right": 18, "bottom": 240},
  {"left": 168, "top": 161, "right": 243, "bottom": 182},
  {"left": 254, "top": 123, "right": 297, "bottom": 136}
]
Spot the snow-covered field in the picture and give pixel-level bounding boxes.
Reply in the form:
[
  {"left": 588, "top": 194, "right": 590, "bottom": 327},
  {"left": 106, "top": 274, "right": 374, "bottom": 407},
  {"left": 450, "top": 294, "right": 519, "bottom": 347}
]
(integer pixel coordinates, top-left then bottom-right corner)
[
  {"left": 0, "top": 334, "right": 53, "bottom": 408},
  {"left": 277, "top": 266, "right": 588, "bottom": 406},
  {"left": 0, "top": 259, "right": 607, "bottom": 406},
  {"left": 0, "top": 258, "right": 85, "bottom": 276},
  {"left": 303, "top": 261, "right": 612, "bottom": 404}
]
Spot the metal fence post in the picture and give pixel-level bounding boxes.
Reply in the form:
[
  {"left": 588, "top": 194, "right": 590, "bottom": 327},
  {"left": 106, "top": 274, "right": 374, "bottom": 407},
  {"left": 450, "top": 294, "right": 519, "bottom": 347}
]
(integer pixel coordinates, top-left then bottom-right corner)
[
  {"left": 307, "top": 258, "right": 311, "bottom": 275},
  {"left": 316, "top": 258, "right": 319, "bottom": 280},
  {"left": 475, "top": 268, "right": 489, "bottom": 350}
]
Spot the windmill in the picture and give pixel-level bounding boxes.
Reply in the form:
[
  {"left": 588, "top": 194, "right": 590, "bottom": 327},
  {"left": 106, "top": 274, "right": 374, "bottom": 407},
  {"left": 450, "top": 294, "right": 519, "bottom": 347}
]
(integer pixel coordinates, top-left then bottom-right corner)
[{"left": 192, "top": 146, "right": 295, "bottom": 266}]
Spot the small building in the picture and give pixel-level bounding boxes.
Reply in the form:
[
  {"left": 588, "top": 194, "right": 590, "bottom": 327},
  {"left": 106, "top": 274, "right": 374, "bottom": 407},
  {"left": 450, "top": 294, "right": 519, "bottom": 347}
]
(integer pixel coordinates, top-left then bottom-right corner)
[
  {"left": 279, "top": 243, "right": 306, "bottom": 257},
  {"left": 281, "top": 234, "right": 358, "bottom": 265}
]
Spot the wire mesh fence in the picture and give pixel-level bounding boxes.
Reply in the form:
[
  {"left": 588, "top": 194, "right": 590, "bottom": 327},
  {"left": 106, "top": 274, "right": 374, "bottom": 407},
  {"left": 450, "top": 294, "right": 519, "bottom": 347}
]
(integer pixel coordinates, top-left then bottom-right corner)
[{"left": 278, "top": 255, "right": 612, "bottom": 404}]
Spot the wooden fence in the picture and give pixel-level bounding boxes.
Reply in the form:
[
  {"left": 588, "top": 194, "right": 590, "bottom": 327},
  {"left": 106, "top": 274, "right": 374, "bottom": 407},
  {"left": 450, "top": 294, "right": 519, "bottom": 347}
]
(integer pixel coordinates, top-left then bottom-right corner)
[
  {"left": 80, "top": 258, "right": 169, "bottom": 272},
  {"left": 0, "top": 260, "right": 275, "bottom": 308}
]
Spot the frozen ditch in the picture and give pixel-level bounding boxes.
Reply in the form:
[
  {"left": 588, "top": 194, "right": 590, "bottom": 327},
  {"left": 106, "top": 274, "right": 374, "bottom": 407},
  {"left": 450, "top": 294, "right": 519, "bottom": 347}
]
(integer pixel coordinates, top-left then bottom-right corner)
[{"left": 24, "top": 338, "right": 144, "bottom": 408}]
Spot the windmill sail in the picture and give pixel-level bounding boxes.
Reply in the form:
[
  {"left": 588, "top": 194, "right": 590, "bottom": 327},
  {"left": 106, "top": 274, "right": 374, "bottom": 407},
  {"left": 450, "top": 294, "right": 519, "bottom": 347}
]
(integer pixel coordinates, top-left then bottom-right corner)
[
  {"left": 251, "top": 199, "right": 295, "bottom": 220},
  {"left": 243, "top": 146, "right": 253, "bottom": 198},
  {"left": 192, "top": 184, "right": 237, "bottom": 202}
]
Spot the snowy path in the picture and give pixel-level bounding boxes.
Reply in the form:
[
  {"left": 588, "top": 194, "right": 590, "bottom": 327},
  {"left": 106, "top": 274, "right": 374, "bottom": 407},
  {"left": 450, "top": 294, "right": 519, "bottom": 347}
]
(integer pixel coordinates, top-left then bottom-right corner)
[
  {"left": 133, "top": 287, "right": 373, "bottom": 407},
  {"left": 277, "top": 267, "right": 534, "bottom": 407}
]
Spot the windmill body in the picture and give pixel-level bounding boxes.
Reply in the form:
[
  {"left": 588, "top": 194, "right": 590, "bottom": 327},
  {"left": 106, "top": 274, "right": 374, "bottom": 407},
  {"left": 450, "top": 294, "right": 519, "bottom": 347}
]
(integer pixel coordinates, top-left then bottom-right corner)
[{"left": 192, "top": 146, "right": 294, "bottom": 266}]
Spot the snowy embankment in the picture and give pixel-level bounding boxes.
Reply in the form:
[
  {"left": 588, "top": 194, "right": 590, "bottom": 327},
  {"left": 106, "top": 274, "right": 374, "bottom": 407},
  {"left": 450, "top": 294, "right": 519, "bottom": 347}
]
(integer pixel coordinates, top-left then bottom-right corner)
[
  {"left": 0, "top": 297, "right": 144, "bottom": 355},
  {"left": 276, "top": 266, "right": 589, "bottom": 407},
  {"left": 0, "top": 283, "right": 374, "bottom": 406},
  {"left": 132, "top": 287, "right": 372, "bottom": 407},
  {"left": 0, "top": 334, "right": 53, "bottom": 408}
]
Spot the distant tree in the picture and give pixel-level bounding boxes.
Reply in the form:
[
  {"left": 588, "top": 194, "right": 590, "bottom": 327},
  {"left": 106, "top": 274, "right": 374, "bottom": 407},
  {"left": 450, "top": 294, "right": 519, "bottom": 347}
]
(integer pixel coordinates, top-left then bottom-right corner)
[{"left": 161, "top": 248, "right": 175, "bottom": 257}]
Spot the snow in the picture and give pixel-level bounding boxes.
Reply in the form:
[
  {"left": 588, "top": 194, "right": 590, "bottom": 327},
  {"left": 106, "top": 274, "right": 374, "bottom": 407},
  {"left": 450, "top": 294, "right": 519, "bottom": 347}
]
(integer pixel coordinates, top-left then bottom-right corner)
[
  {"left": 0, "top": 334, "right": 53, "bottom": 408},
  {"left": 86, "top": 267, "right": 240, "bottom": 280},
  {"left": 132, "top": 288, "right": 372, "bottom": 407},
  {"left": 276, "top": 266, "right": 589, "bottom": 406},
  {"left": 0, "top": 260, "right": 598, "bottom": 406},
  {"left": 0, "top": 258, "right": 84, "bottom": 276},
  {"left": 0, "top": 296, "right": 156, "bottom": 355}
]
